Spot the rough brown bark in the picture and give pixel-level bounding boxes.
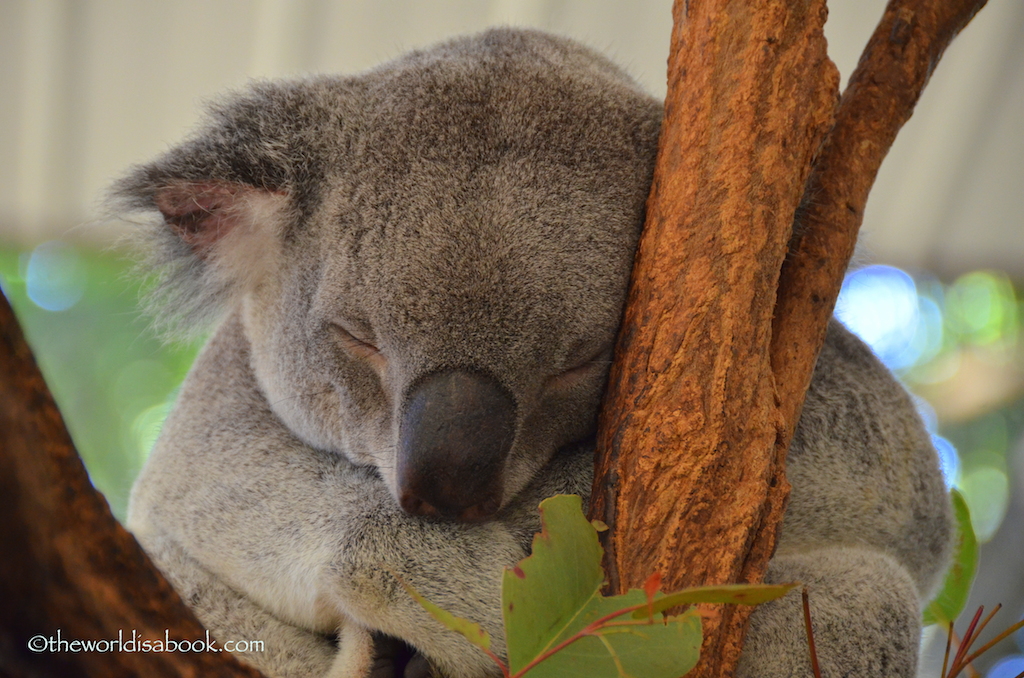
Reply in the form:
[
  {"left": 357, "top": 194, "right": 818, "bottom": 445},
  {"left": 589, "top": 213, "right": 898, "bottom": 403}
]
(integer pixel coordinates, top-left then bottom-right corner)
[
  {"left": 772, "top": 0, "right": 989, "bottom": 438},
  {"left": 0, "top": 291, "right": 263, "bottom": 678},
  {"left": 587, "top": 1, "right": 838, "bottom": 675},
  {"left": 589, "top": 2, "right": 988, "bottom": 678}
]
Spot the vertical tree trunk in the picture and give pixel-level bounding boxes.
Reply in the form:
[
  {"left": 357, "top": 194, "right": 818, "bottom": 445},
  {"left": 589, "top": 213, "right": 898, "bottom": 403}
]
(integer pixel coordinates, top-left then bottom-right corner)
[
  {"left": 587, "top": 1, "right": 838, "bottom": 674},
  {"left": 589, "top": 2, "right": 988, "bottom": 678}
]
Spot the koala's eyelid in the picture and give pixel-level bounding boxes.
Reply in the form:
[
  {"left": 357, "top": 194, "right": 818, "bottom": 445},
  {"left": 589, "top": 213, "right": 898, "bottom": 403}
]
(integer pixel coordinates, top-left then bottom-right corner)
[
  {"left": 330, "top": 322, "right": 381, "bottom": 355},
  {"left": 330, "top": 319, "right": 373, "bottom": 343},
  {"left": 566, "top": 346, "right": 613, "bottom": 371},
  {"left": 546, "top": 347, "right": 613, "bottom": 390}
]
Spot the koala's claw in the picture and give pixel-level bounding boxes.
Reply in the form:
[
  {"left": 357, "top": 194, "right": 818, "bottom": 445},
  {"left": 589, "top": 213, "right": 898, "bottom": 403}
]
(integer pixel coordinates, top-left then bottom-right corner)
[
  {"left": 402, "top": 654, "right": 435, "bottom": 678},
  {"left": 369, "top": 635, "right": 436, "bottom": 678}
]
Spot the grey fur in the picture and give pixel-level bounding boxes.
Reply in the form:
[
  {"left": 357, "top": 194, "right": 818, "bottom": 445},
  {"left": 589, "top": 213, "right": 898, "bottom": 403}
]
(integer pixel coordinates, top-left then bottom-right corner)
[{"left": 120, "top": 28, "right": 953, "bottom": 678}]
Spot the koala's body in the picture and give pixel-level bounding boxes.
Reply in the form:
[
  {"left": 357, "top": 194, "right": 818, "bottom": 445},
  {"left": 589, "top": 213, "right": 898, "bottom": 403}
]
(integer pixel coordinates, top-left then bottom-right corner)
[{"left": 120, "top": 29, "right": 953, "bottom": 678}]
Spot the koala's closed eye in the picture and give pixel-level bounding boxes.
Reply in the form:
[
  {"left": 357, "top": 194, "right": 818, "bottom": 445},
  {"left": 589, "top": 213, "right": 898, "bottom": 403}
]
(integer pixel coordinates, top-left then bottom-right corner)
[
  {"left": 546, "top": 347, "right": 613, "bottom": 390},
  {"left": 331, "top": 323, "right": 387, "bottom": 371}
]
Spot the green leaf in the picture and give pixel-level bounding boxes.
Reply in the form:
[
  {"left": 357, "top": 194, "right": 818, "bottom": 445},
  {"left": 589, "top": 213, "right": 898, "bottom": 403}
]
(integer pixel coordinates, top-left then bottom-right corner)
[
  {"left": 401, "top": 579, "right": 492, "bottom": 652},
  {"left": 630, "top": 582, "right": 798, "bottom": 619},
  {"left": 923, "top": 489, "right": 979, "bottom": 626},
  {"left": 502, "top": 494, "right": 605, "bottom": 673},
  {"left": 523, "top": 589, "right": 702, "bottom": 678},
  {"left": 502, "top": 494, "right": 702, "bottom": 678}
]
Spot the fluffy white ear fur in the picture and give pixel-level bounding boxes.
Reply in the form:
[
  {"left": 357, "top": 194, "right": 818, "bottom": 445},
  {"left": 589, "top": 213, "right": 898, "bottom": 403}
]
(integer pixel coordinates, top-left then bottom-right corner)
[
  {"left": 153, "top": 181, "right": 290, "bottom": 296},
  {"left": 126, "top": 180, "right": 293, "bottom": 340}
]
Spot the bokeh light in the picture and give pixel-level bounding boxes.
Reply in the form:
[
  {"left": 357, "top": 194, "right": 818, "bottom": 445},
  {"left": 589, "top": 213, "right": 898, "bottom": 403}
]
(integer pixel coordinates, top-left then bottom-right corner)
[
  {"left": 833, "top": 262, "right": 1024, "bottom": 542},
  {"left": 111, "top": 359, "right": 176, "bottom": 420},
  {"left": 986, "top": 655, "right": 1024, "bottom": 678},
  {"left": 835, "top": 265, "right": 923, "bottom": 370},
  {"left": 932, "top": 435, "right": 961, "bottom": 489},
  {"left": 913, "top": 395, "right": 960, "bottom": 489},
  {"left": 132, "top": 402, "right": 173, "bottom": 465},
  {"left": 0, "top": 245, "right": 201, "bottom": 519},
  {"left": 25, "top": 241, "right": 86, "bottom": 312},
  {"left": 958, "top": 465, "right": 1010, "bottom": 542},
  {"left": 834, "top": 264, "right": 947, "bottom": 373},
  {"left": 946, "top": 271, "right": 1019, "bottom": 348}
]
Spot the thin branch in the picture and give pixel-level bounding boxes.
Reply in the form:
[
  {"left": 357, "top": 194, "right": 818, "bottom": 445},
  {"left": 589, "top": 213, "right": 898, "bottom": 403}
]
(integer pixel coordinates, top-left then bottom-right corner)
[
  {"left": 942, "top": 623, "right": 954, "bottom": 678},
  {"left": 946, "top": 628, "right": 981, "bottom": 678},
  {"left": 949, "top": 607, "right": 986, "bottom": 677},
  {"left": 801, "top": 589, "right": 822, "bottom": 678},
  {"left": 771, "top": 0, "right": 990, "bottom": 437},
  {"left": 955, "top": 617, "right": 1024, "bottom": 676}
]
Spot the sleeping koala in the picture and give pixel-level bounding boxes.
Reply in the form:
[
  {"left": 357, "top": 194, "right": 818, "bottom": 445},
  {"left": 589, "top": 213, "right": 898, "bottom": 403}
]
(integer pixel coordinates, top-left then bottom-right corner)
[{"left": 118, "top": 28, "right": 953, "bottom": 678}]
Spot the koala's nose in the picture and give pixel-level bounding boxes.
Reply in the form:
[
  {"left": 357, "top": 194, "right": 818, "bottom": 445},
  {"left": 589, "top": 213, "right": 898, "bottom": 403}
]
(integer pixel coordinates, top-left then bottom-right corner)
[{"left": 398, "top": 369, "right": 516, "bottom": 522}]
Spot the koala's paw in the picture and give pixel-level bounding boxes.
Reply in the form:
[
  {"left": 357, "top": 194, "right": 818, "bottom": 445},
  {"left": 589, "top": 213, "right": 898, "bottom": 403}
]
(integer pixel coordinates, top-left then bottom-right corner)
[
  {"left": 738, "top": 546, "right": 921, "bottom": 678},
  {"left": 136, "top": 530, "right": 340, "bottom": 678}
]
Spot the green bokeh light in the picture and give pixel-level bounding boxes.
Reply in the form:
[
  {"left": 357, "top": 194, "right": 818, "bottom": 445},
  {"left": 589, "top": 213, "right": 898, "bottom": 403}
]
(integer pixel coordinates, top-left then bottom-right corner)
[
  {"left": 959, "top": 465, "right": 1011, "bottom": 543},
  {"left": 945, "top": 271, "right": 1019, "bottom": 348},
  {"left": 0, "top": 243, "right": 201, "bottom": 520}
]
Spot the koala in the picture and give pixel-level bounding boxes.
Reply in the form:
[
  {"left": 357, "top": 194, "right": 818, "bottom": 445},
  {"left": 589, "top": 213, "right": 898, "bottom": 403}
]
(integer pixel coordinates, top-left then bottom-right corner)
[{"left": 117, "top": 28, "right": 954, "bottom": 678}]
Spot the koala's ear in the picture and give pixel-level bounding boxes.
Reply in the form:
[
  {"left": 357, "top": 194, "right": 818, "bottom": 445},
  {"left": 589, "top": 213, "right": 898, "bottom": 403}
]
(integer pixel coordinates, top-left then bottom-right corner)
[
  {"left": 111, "top": 79, "right": 334, "bottom": 338},
  {"left": 118, "top": 175, "right": 292, "bottom": 339},
  {"left": 151, "top": 180, "right": 288, "bottom": 261}
]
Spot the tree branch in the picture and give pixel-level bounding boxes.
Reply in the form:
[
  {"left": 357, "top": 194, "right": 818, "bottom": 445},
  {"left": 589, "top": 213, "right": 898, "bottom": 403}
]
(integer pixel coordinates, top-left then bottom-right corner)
[
  {"left": 588, "top": 1, "right": 837, "bottom": 675},
  {"left": 590, "top": 1, "right": 988, "bottom": 678},
  {"left": 0, "top": 292, "right": 262, "bottom": 677},
  {"left": 772, "top": 0, "right": 989, "bottom": 438}
]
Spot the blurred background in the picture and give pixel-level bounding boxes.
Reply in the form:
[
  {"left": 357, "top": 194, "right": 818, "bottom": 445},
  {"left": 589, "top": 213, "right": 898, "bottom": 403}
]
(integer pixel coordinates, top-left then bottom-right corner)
[{"left": 0, "top": 1, "right": 1021, "bottom": 675}]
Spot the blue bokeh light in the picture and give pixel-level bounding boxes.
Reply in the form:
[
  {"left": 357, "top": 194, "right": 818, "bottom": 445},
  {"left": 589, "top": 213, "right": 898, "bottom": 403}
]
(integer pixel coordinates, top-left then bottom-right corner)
[
  {"left": 913, "top": 395, "right": 939, "bottom": 433},
  {"left": 986, "top": 655, "right": 1024, "bottom": 678},
  {"left": 835, "top": 265, "right": 924, "bottom": 370},
  {"left": 25, "top": 241, "right": 86, "bottom": 312}
]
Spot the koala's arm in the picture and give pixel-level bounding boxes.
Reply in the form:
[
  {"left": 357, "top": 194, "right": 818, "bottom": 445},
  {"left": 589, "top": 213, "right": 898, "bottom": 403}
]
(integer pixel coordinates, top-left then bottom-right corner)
[
  {"left": 128, "top": 315, "right": 591, "bottom": 678},
  {"left": 735, "top": 320, "right": 954, "bottom": 678},
  {"left": 132, "top": 528, "right": 376, "bottom": 678}
]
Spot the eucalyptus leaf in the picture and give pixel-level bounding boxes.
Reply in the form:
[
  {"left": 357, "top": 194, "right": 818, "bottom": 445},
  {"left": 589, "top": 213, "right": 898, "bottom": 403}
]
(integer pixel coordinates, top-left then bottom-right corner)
[
  {"left": 406, "top": 494, "right": 788, "bottom": 678},
  {"left": 502, "top": 494, "right": 606, "bottom": 674},
  {"left": 502, "top": 495, "right": 702, "bottom": 678},
  {"left": 522, "top": 588, "right": 702, "bottom": 678},
  {"left": 923, "top": 489, "right": 979, "bottom": 626},
  {"left": 631, "top": 582, "right": 798, "bottom": 619}
]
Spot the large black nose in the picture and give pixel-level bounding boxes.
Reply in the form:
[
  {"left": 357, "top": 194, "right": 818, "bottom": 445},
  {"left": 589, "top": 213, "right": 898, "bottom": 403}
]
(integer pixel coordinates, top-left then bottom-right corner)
[{"left": 398, "top": 369, "right": 516, "bottom": 522}]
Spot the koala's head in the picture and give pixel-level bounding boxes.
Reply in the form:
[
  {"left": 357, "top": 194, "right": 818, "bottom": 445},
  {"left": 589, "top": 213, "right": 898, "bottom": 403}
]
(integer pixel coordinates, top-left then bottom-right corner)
[{"left": 114, "top": 28, "right": 662, "bottom": 522}]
